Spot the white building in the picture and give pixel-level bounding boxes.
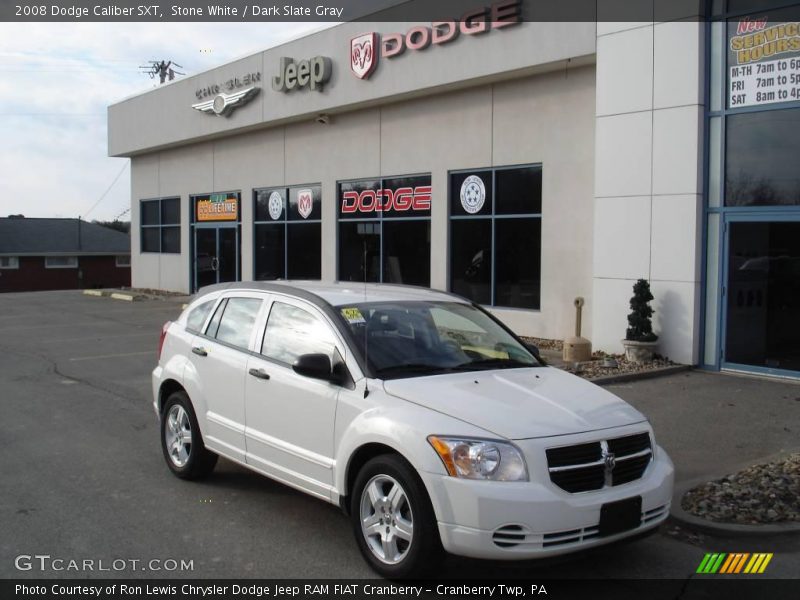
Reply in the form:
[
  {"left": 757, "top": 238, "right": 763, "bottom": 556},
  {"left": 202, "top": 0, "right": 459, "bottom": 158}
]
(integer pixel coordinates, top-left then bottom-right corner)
[{"left": 108, "top": 0, "right": 800, "bottom": 377}]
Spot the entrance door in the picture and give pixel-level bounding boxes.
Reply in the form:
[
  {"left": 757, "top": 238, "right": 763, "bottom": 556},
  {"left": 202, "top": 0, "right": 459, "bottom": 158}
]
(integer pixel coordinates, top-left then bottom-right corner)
[
  {"left": 723, "top": 218, "right": 800, "bottom": 374},
  {"left": 193, "top": 226, "right": 239, "bottom": 291}
]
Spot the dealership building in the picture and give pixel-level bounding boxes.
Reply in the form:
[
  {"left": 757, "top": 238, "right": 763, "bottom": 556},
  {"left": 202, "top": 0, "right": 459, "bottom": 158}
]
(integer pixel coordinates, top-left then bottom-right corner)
[{"left": 108, "top": 1, "right": 800, "bottom": 377}]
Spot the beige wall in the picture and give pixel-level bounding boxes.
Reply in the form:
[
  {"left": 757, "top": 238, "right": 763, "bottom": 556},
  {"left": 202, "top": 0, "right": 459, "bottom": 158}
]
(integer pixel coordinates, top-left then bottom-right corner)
[{"left": 130, "top": 65, "right": 596, "bottom": 341}]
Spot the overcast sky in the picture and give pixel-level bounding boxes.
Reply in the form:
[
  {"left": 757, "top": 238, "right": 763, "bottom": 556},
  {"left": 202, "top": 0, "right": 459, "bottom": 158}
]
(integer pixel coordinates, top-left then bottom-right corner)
[{"left": 0, "top": 22, "right": 328, "bottom": 222}]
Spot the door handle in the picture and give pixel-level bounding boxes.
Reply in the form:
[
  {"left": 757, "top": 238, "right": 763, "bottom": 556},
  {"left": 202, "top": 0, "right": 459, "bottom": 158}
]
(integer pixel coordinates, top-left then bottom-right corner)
[
  {"left": 211, "top": 257, "right": 219, "bottom": 271},
  {"left": 192, "top": 347, "right": 208, "bottom": 357},
  {"left": 248, "top": 368, "right": 270, "bottom": 380}
]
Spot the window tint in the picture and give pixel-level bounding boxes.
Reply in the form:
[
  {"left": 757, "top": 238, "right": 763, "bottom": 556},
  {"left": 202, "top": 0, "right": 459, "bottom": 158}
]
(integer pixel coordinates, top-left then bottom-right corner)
[
  {"left": 287, "top": 223, "right": 321, "bottom": 279},
  {"left": 725, "top": 109, "right": 800, "bottom": 206},
  {"left": 495, "top": 166, "right": 542, "bottom": 215},
  {"left": 141, "top": 228, "right": 160, "bottom": 252},
  {"left": 450, "top": 219, "right": 492, "bottom": 305},
  {"left": 141, "top": 200, "right": 160, "bottom": 225},
  {"left": 261, "top": 302, "right": 337, "bottom": 365},
  {"left": 161, "top": 198, "right": 180, "bottom": 224},
  {"left": 254, "top": 223, "right": 286, "bottom": 280},
  {"left": 186, "top": 300, "right": 216, "bottom": 332},
  {"left": 213, "top": 298, "right": 262, "bottom": 349}
]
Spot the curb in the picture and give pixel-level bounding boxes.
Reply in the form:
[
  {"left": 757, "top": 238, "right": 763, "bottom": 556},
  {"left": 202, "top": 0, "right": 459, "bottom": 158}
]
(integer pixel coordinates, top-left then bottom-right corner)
[
  {"left": 590, "top": 364, "right": 693, "bottom": 386},
  {"left": 669, "top": 462, "right": 800, "bottom": 537},
  {"left": 110, "top": 292, "right": 138, "bottom": 302},
  {"left": 82, "top": 289, "right": 103, "bottom": 297}
]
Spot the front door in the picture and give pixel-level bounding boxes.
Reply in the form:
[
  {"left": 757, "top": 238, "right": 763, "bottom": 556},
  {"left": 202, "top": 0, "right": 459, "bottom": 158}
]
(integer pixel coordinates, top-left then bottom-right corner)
[
  {"left": 244, "top": 297, "right": 343, "bottom": 500},
  {"left": 193, "top": 226, "right": 239, "bottom": 291},
  {"left": 722, "top": 217, "right": 800, "bottom": 375}
]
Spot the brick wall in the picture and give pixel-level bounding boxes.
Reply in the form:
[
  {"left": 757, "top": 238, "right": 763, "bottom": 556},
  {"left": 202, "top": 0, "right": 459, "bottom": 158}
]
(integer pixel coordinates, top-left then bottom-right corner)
[{"left": 0, "top": 256, "right": 131, "bottom": 293}]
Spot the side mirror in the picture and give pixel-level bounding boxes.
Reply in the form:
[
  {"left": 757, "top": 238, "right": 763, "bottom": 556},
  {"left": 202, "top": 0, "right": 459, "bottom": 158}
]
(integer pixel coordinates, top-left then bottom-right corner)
[
  {"left": 524, "top": 342, "right": 546, "bottom": 365},
  {"left": 293, "top": 353, "right": 334, "bottom": 382}
]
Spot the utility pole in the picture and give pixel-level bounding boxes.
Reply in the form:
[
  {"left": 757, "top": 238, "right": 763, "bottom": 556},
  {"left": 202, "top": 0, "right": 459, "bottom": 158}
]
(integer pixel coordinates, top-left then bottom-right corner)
[{"left": 138, "top": 60, "right": 185, "bottom": 84}]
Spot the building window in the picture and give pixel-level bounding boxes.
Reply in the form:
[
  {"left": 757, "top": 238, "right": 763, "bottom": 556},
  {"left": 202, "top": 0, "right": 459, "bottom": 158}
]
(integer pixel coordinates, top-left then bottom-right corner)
[
  {"left": 337, "top": 174, "right": 431, "bottom": 286},
  {"left": 254, "top": 185, "right": 321, "bottom": 280},
  {"left": 45, "top": 256, "right": 78, "bottom": 269},
  {"left": 115, "top": 255, "right": 131, "bottom": 267},
  {"left": 0, "top": 257, "right": 19, "bottom": 269},
  {"left": 449, "top": 165, "right": 542, "bottom": 309},
  {"left": 140, "top": 197, "right": 180, "bottom": 253}
]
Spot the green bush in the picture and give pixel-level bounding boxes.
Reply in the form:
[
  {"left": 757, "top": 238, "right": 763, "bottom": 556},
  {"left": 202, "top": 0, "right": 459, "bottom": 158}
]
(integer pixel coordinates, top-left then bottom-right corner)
[{"left": 626, "top": 279, "right": 658, "bottom": 342}]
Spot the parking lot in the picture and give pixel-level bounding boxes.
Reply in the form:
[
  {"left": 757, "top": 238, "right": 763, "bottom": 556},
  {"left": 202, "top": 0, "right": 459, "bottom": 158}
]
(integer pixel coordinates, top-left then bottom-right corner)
[{"left": 1, "top": 290, "right": 798, "bottom": 581}]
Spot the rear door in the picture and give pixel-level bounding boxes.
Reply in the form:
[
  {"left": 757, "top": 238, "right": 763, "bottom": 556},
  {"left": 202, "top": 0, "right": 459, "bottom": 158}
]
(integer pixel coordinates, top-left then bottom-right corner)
[
  {"left": 244, "top": 297, "right": 346, "bottom": 500},
  {"left": 185, "top": 293, "right": 265, "bottom": 463}
]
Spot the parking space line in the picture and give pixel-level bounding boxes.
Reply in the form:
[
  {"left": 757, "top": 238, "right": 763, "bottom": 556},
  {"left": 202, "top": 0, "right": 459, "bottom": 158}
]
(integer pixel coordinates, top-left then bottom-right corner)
[
  {"left": 68, "top": 351, "right": 153, "bottom": 362},
  {"left": 48, "top": 332, "right": 154, "bottom": 343}
]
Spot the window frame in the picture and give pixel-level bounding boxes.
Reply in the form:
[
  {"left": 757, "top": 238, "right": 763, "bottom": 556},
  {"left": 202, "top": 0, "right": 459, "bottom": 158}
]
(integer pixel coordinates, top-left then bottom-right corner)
[
  {"left": 197, "top": 293, "right": 266, "bottom": 354},
  {"left": 253, "top": 184, "right": 322, "bottom": 281},
  {"left": 44, "top": 256, "right": 78, "bottom": 269},
  {"left": 0, "top": 256, "right": 19, "bottom": 269},
  {"left": 448, "top": 163, "right": 543, "bottom": 309},
  {"left": 140, "top": 197, "right": 181, "bottom": 254},
  {"left": 336, "top": 172, "right": 432, "bottom": 285}
]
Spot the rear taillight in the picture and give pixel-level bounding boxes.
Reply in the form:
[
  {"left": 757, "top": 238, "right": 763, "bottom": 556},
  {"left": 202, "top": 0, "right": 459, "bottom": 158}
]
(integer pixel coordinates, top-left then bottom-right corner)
[{"left": 158, "top": 321, "right": 171, "bottom": 360}]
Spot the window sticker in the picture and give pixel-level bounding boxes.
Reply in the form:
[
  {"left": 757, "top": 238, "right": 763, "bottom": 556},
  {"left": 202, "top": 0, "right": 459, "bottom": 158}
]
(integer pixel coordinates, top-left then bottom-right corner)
[{"left": 341, "top": 307, "right": 366, "bottom": 324}]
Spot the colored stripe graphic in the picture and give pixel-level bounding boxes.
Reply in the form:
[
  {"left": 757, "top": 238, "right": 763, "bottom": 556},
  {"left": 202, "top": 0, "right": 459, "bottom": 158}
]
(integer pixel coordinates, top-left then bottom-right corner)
[
  {"left": 699, "top": 552, "right": 774, "bottom": 574},
  {"left": 697, "top": 553, "right": 727, "bottom": 573},
  {"left": 744, "top": 553, "right": 774, "bottom": 574}
]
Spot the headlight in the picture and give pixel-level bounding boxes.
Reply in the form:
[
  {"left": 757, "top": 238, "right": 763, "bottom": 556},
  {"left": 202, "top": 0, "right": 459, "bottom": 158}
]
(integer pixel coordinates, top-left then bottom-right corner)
[{"left": 427, "top": 436, "right": 528, "bottom": 481}]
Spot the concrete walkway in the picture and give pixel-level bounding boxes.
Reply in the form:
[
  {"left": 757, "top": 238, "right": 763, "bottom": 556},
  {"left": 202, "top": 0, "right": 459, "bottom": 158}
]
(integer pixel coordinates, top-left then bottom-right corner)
[{"left": 606, "top": 369, "right": 800, "bottom": 484}]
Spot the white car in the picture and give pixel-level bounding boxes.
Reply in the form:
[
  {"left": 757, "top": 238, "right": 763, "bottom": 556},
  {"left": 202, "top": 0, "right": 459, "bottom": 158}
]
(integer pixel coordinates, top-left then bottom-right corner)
[{"left": 153, "top": 281, "right": 673, "bottom": 578}]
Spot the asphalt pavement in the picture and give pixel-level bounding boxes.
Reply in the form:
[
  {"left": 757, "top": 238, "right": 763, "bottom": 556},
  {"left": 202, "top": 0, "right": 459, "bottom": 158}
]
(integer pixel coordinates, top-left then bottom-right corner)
[{"left": 0, "top": 290, "right": 798, "bottom": 581}]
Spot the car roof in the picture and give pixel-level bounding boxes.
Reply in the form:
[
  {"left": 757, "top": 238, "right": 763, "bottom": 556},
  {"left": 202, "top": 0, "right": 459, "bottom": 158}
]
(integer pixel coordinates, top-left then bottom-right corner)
[{"left": 195, "top": 280, "right": 469, "bottom": 308}]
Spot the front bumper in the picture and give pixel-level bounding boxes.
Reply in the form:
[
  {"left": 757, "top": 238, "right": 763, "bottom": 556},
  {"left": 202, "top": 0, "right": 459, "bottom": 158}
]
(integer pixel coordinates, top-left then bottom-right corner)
[{"left": 419, "top": 440, "right": 674, "bottom": 560}]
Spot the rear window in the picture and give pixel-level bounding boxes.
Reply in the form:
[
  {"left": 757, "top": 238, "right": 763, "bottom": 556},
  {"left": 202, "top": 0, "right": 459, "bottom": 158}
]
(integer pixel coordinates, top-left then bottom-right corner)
[
  {"left": 214, "top": 298, "right": 263, "bottom": 350},
  {"left": 186, "top": 300, "right": 215, "bottom": 332}
]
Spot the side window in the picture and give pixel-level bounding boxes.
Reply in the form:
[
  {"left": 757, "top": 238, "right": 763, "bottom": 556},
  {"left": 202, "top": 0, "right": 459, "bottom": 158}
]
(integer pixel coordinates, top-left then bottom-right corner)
[
  {"left": 214, "top": 298, "right": 263, "bottom": 350},
  {"left": 186, "top": 300, "right": 216, "bottom": 333},
  {"left": 261, "top": 302, "right": 337, "bottom": 365},
  {"left": 205, "top": 299, "right": 227, "bottom": 338}
]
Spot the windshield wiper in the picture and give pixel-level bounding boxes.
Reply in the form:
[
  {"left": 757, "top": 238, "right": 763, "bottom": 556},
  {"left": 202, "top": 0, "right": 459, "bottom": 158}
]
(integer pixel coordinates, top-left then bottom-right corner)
[
  {"left": 456, "top": 358, "right": 535, "bottom": 370},
  {"left": 375, "top": 363, "right": 456, "bottom": 378}
]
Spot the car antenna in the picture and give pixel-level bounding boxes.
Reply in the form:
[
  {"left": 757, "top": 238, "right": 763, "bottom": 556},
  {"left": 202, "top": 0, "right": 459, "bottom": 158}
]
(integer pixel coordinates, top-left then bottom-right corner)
[{"left": 363, "top": 237, "right": 370, "bottom": 398}]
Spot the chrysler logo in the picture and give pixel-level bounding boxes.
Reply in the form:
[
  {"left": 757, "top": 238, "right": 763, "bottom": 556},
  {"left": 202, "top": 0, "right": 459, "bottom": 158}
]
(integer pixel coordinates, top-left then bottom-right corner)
[{"left": 192, "top": 87, "right": 259, "bottom": 117}]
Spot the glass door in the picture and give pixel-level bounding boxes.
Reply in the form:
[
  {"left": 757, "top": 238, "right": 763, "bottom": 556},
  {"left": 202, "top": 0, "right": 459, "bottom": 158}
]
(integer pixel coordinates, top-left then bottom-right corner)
[
  {"left": 193, "top": 226, "right": 239, "bottom": 291},
  {"left": 722, "top": 217, "right": 800, "bottom": 374}
]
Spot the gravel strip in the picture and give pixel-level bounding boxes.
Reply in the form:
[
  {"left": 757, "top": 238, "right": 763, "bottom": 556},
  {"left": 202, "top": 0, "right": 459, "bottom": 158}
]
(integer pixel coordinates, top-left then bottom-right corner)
[
  {"left": 521, "top": 337, "right": 677, "bottom": 380},
  {"left": 681, "top": 454, "right": 800, "bottom": 524}
]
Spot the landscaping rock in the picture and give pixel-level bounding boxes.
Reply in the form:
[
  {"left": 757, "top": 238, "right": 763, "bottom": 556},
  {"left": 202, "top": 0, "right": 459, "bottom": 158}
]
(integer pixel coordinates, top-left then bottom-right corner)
[{"left": 681, "top": 454, "right": 800, "bottom": 524}]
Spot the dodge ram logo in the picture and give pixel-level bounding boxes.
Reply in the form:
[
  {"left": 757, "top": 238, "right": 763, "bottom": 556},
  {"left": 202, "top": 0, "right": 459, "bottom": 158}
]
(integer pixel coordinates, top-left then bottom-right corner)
[{"left": 351, "top": 33, "right": 378, "bottom": 80}]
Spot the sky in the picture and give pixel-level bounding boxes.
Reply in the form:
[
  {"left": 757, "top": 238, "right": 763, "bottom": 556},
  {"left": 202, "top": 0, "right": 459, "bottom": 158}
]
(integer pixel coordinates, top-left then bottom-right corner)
[{"left": 0, "top": 21, "right": 329, "bottom": 222}]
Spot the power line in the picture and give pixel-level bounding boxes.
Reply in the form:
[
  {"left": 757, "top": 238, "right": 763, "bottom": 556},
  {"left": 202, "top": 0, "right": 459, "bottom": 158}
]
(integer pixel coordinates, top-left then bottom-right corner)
[{"left": 83, "top": 162, "right": 129, "bottom": 220}]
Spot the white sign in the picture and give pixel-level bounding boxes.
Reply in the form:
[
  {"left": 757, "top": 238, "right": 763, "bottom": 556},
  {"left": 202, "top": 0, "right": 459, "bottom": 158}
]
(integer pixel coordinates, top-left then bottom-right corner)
[
  {"left": 268, "top": 191, "right": 283, "bottom": 220},
  {"left": 297, "top": 189, "right": 313, "bottom": 219},
  {"left": 460, "top": 175, "right": 486, "bottom": 214},
  {"left": 729, "top": 57, "right": 800, "bottom": 107}
]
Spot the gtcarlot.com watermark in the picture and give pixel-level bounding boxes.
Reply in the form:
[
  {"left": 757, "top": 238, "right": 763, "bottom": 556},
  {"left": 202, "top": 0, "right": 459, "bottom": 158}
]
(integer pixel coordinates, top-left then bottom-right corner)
[{"left": 14, "top": 554, "right": 194, "bottom": 572}]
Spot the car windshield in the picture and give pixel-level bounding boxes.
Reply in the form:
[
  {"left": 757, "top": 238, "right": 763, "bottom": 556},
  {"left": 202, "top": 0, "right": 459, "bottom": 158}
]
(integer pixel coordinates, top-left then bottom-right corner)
[{"left": 336, "top": 300, "right": 540, "bottom": 379}]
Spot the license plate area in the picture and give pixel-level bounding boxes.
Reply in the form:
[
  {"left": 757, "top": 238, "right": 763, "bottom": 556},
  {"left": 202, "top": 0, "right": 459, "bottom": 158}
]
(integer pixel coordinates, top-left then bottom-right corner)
[{"left": 599, "top": 496, "right": 642, "bottom": 537}]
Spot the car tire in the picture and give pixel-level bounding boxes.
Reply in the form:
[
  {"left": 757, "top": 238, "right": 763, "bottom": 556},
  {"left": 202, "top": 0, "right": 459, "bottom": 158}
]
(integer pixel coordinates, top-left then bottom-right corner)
[
  {"left": 351, "top": 454, "right": 442, "bottom": 579},
  {"left": 160, "top": 391, "right": 218, "bottom": 480}
]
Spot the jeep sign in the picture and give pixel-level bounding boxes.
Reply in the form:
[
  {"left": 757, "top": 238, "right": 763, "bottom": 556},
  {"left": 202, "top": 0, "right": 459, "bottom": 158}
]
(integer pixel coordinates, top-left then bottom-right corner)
[{"left": 272, "top": 56, "right": 332, "bottom": 92}]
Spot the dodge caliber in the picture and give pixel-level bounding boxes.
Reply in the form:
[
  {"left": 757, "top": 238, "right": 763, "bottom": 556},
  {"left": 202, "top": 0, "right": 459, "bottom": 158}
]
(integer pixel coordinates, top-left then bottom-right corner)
[{"left": 153, "top": 281, "right": 673, "bottom": 578}]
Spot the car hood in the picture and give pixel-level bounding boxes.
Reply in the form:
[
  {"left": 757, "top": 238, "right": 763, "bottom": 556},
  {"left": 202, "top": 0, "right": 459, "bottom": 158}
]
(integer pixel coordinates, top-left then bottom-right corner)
[{"left": 382, "top": 367, "right": 646, "bottom": 440}]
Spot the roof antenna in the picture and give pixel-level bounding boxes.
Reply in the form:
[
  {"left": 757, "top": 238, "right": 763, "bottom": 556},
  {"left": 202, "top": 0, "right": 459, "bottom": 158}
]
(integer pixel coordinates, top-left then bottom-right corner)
[{"left": 363, "top": 236, "right": 370, "bottom": 399}]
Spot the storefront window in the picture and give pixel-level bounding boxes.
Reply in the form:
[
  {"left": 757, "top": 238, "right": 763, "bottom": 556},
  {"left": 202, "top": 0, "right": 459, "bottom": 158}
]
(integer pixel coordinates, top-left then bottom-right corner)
[
  {"left": 337, "top": 175, "right": 431, "bottom": 286},
  {"left": 140, "top": 197, "right": 180, "bottom": 253},
  {"left": 254, "top": 185, "right": 321, "bottom": 280},
  {"left": 725, "top": 109, "right": 800, "bottom": 205},
  {"left": 449, "top": 165, "right": 542, "bottom": 309}
]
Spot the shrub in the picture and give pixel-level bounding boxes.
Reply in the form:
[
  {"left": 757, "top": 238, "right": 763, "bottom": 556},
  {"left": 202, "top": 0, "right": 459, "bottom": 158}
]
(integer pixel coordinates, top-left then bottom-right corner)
[{"left": 626, "top": 279, "right": 658, "bottom": 342}]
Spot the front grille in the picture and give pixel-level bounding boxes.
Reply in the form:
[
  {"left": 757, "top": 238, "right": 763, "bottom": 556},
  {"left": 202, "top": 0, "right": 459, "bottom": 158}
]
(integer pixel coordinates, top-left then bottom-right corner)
[{"left": 546, "top": 432, "right": 653, "bottom": 493}]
